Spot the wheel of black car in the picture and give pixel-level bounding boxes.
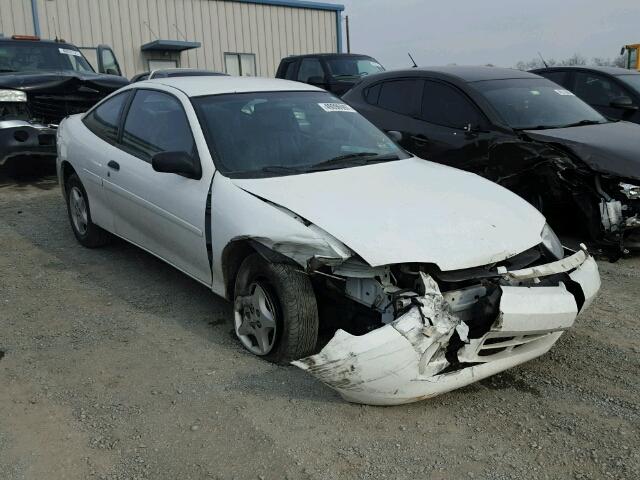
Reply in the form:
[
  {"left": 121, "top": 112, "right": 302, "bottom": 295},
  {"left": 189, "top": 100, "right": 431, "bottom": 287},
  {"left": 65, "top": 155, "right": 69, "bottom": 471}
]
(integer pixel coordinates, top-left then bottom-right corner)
[
  {"left": 233, "top": 253, "right": 319, "bottom": 364},
  {"left": 65, "top": 173, "right": 111, "bottom": 248}
]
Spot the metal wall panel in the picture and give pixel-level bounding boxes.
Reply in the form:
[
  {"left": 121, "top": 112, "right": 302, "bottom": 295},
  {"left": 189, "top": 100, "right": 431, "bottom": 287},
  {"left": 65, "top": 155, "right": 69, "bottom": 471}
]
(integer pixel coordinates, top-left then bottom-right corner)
[
  {"left": 0, "top": 0, "right": 34, "bottom": 36},
  {"left": 10, "top": 0, "right": 338, "bottom": 78}
]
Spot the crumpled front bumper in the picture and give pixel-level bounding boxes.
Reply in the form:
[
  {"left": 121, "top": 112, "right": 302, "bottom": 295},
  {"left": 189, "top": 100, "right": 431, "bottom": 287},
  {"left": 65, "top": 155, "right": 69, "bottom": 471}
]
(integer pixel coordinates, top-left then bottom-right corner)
[
  {"left": 293, "top": 248, "right": 600, "bottom": 406},
  {"left": 0, "top": 120, "right": 57, "bottom": 165}
]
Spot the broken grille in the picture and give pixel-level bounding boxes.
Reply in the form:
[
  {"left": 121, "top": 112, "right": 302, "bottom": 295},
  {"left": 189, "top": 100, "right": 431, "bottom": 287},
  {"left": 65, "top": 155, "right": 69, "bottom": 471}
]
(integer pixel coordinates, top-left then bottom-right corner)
[{"left": 28, "top": 93, "right": 102, "bottom": 125}]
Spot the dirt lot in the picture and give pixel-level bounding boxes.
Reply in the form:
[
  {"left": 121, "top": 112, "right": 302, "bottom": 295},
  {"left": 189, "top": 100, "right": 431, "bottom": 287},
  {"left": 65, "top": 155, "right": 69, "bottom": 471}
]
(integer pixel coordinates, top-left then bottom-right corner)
[{"left": 0, "top": 169, "right": 639, "bottom": 480}]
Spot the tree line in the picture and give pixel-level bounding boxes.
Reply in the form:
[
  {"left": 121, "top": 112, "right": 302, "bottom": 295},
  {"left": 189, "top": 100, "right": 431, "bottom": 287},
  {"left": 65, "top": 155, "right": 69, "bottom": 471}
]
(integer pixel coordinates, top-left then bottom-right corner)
[{"left": 515, "top": 53, "right": 626, "bottom": 70}]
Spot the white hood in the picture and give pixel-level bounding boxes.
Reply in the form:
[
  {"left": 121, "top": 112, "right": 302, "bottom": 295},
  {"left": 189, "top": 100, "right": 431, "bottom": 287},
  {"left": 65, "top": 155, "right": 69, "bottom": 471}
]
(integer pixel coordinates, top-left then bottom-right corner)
[{"left": 232, "top": 158, "right": 546, "bottom": 271}]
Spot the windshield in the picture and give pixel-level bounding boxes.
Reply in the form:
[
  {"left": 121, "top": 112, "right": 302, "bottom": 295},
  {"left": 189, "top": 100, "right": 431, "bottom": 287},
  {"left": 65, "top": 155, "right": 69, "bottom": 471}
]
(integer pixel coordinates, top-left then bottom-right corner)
[
  {"left": 325, "top": 57, "right": 385, "bottom": 79},
  {"left": 0, "top": 42, "right": 94, "bottom": 73},
  {"left": 618, "top": 74, "right": 640, "bottom": 94},
  {"left": 472, "top": 78, "right": 608, "bottom": 129},
  {"left": 192, "top": 91, "right": 409, "bottom": 177}
]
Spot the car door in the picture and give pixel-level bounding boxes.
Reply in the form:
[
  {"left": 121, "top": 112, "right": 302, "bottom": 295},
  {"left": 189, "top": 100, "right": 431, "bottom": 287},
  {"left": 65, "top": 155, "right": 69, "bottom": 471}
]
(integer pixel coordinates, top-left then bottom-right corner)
[
  {"left": 97, "top": 45, "right": 123, "bottom": 76},
  {"left": 78, "top": 90, "right": 132, "bottom": 232},
  {"left": 103, "top": 87, "right": 213, "bottom": 285},
  {"left": 571, "top": 71, "right": 634, "bottom": 121},
  {"left": 410, "top": 79, "right": 492, "bottom": 168}
]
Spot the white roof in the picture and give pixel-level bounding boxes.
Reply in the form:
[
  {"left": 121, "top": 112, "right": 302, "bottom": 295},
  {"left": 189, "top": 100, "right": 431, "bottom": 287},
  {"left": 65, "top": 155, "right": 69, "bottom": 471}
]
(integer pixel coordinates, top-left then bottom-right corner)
[{"left": 138, "top": 75, "right": 323, "bottom": 97}]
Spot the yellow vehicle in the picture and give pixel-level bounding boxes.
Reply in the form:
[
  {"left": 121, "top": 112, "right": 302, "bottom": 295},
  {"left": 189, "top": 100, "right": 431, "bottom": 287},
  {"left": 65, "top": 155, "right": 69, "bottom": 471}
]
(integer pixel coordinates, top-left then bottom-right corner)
[{"left": 621, "top": 44, "right": 640, "bottom": 70}]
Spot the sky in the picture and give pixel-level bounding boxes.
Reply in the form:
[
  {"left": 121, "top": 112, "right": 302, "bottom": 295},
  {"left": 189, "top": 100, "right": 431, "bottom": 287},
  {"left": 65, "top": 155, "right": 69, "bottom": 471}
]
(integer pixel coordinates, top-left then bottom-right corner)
[{"left": 339, "top": 0, "right": 640, "bottom": 69}]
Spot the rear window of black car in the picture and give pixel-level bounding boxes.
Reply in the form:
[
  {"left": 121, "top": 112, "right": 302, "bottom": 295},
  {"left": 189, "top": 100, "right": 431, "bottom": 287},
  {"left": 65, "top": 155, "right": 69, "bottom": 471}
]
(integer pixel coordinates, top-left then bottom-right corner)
[{"left": 372, "top": 79, "right": 420, "bottom": 115}]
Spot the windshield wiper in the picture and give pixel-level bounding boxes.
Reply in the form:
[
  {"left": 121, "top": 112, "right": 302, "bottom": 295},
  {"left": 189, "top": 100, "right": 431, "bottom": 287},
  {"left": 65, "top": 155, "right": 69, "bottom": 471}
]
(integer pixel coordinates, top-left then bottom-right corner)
[
  {"left": 308, "top": 152, "right": 400, "bottom": 171},
  {"left": 557, "top": 119, "right": 605, "bottom": 128},
  {"left": 256, "top": 165, "right": 307, "bottom": 174},
  {"left": 0, "top": 69, "right": 17, "bottom": 73},
  {"left": 521, "top": 119, "right": 604, "bottom": 131}
]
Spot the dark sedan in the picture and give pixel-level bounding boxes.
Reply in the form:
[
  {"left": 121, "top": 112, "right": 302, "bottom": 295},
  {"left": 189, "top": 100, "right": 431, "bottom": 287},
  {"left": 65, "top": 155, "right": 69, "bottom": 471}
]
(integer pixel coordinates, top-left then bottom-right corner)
[
  {"left": 532, "top": 66, "right": 640, "bottom": 124},
  {"left": 343, "top": 66, "right": 640, "bottom": 253}
]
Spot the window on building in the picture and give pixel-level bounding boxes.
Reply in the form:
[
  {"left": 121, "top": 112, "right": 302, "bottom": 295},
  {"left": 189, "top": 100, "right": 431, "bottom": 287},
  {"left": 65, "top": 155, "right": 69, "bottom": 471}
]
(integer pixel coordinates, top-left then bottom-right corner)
[
  {"left": 573, "top": 72, "right": 626, "bottom": 107},
  {"left": 297, "top": 58, "right": 324, "bottom": 83},
  {"left": 377, "top": 79, "right": 421, "bottom": 115},
  {"left": 82, "top": 91, "right": 129, "bottom": 143},
  {"left": 225, "top": 53, "right": 256, "bottom": 76},
  {"left": 148, "top": 59, "right": 178, "bottom": 71},
  {"left": 121, "top": 90, "right": 195, "bottom": 162},
  {"left": 420, "top": 80, "right": 483, "bottom": 129}
]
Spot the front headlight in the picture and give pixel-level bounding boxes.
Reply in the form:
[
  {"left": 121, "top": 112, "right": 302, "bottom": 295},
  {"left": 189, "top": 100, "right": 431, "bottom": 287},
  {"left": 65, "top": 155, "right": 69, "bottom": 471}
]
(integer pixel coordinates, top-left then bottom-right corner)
[
  {"left": 0, "top": 89, "right": 27, "bottom": 103},
  {"left": 541, "top": 223, "right": 564, "bottom": 260},
  {"left": 620, "top": 182, "right": 640, "bottom": 200}
]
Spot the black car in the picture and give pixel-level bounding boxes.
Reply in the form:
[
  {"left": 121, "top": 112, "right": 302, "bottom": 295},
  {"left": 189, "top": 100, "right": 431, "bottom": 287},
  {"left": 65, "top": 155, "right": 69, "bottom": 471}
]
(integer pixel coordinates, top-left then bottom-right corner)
[
  {"left": 0, "top": 36, "right": 128, "bottom": 169},
  {"left": 532, "top": 66, "right": 640, "bottom": 124},
  {"left": 343, "top": 66, "right": 640, "bottom": 252},
  {"left": 276, "top": 53, "right": 384, "bottom": 96}
]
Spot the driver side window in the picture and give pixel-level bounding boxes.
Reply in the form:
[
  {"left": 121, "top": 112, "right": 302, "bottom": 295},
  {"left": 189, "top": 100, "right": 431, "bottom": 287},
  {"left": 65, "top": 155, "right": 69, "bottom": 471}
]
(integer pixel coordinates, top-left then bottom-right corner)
[
  {"left": 120, "top": 90, "right": 197, "bottom": 163},
  {"left": 573, "top": 72, "right": 626, "bottom": 107},
  {"left": 420, "top": 80, "right": 483, "bottom": 129}
]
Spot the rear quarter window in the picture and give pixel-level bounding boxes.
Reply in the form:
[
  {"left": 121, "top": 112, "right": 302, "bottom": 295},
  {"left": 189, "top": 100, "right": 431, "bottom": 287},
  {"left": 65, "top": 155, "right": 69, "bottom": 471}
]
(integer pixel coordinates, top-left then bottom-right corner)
[{"left": 82, "top": 91, "right": 129, "bottom": 143}]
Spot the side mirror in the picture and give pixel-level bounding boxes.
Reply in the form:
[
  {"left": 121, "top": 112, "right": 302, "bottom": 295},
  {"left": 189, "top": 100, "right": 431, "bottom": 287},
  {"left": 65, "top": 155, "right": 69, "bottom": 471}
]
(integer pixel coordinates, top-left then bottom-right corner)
[
  {"left": 386, "top": 130, "right": 403, "bottom": 143},
  {"left": 307, "top": 76, "right": 326, "bottom": 87},
  {"left": 151, "top": 151, "right": 201, "bottom": 179},
  {"left": 610, "top": 96, "right": 638, "bottom": 110}
]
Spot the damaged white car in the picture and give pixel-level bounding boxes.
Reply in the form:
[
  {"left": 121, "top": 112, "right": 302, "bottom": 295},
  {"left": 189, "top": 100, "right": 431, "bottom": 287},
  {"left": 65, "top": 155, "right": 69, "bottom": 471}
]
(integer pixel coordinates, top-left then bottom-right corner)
[{"left": 56, "top": 77, "right": 601, "bottom": 405}]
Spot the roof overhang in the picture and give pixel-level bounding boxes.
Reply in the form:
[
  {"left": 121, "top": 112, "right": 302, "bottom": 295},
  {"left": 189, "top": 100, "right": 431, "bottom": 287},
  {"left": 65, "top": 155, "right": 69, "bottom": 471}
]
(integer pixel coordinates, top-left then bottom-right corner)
[
  {"left": 231, "top": 0, "right": 344, "bottom": 11},
  {"left": 141, "top": 40, "right": 201, "bottom": 52}
]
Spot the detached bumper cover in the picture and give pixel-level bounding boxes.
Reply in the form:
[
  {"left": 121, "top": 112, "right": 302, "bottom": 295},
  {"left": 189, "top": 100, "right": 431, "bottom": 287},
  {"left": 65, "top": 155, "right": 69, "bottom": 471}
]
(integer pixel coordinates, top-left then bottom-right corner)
[
  {"left": 0, "top": 120, "right": 56, "bottom": 165},
  {"left": 293, "top": 249, "right": 600, "bottom": 405}
]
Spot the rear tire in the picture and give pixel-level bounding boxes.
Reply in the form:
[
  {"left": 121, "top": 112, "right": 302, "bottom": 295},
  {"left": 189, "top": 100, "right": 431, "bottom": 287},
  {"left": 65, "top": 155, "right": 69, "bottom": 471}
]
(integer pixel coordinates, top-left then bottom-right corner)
[
  {"left": 65, "top": 173, "right": 111, "bottom": 248},
  {"left": 233, "top": 253, "right": 318, "bottom": 364}
]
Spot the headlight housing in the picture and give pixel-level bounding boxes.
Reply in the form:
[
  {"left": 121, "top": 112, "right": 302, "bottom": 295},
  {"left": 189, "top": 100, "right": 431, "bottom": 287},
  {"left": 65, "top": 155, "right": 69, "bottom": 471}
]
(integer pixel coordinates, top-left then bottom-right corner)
[
  {"left": 0, "top": 89, "right": 27, "bottom": 103},
  {"left": 541, "top": 223, "right": 564, "bottom": 260},
  {"left": 620, "top": 182, "right": 640, "bottom": 200}
]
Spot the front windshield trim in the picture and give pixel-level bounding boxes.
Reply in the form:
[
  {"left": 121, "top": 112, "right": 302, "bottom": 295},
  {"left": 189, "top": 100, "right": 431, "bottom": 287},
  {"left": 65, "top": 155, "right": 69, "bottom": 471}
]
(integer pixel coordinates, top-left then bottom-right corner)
[{"left": 191, "top": 90, "right": 409, "bottom": 178}]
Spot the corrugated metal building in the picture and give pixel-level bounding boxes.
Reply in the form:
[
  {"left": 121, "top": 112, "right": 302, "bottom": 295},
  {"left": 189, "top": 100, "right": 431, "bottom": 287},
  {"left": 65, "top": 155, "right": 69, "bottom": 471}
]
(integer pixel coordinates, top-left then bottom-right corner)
[{"left": 0, "top": 0, "right": 344, "bottom": 78}]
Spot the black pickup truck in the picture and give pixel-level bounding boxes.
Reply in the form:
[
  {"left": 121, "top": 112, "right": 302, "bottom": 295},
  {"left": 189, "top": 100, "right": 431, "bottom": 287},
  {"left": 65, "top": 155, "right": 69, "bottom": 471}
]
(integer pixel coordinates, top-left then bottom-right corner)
[
  {"left": 0, "top": 36, "right": 128, "bottom": 168},
  {"left": 276, "top": 53, "right": 385, "bottom": 96}
]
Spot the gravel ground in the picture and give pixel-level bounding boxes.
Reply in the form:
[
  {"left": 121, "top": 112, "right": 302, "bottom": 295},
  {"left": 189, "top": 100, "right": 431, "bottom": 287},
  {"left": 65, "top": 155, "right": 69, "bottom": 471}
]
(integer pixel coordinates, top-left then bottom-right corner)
[{"left": 0, "top": 170, "right": 639, "bottom": 480}]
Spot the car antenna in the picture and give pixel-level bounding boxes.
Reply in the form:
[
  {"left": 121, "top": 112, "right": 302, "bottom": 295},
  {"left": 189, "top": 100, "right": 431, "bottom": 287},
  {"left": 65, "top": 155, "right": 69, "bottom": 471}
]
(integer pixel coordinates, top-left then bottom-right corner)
[
  {"left": 408, "top": 52, "right": 418, "bottom": 68},
  {"left": 537, "top": 52, "right": 549, "bottom": 68}
]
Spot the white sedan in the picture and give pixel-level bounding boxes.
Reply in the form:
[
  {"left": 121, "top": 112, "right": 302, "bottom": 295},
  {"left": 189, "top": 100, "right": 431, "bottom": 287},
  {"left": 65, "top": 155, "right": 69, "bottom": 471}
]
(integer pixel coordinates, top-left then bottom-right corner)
[{"left": 56, "top": 76, "right": 601, "bottom": 405}]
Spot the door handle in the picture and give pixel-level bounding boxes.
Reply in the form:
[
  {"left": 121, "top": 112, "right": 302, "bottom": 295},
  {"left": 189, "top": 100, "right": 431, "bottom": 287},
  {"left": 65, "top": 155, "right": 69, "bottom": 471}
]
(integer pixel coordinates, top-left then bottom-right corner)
[
  {"left": 411, "top": 135, "right": 429, "bottom": 145},
  {"left": 107, "top": 160, "right": 120, "bottom": 171}
]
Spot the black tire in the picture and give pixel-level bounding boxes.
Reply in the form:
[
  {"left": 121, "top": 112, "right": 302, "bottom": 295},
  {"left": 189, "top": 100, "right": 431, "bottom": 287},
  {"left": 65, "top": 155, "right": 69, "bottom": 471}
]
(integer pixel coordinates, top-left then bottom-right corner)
[
  {"left": 233, "top": 253, "right": 318, "bottom": 364},
  {"left": 65, "top": 173, "right": 111, "bottom": 248}
]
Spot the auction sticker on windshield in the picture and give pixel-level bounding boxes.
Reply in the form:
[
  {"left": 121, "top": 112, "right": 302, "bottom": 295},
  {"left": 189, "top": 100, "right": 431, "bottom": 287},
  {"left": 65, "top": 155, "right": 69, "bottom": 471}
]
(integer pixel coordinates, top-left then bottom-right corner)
[
  {"left": 554, "top": 89, "right": 575, "bottom": 96},
  {"left": 318, "top": 103, "right": 356, "bottom": 113},
  {"left": 59, "top": 48, "right": 82, "bottom": 57}
]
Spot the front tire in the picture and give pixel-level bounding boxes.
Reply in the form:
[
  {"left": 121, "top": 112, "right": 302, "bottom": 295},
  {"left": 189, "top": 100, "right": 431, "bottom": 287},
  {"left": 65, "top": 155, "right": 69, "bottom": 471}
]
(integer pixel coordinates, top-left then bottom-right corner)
[
  {"left": 65, "top": 173, "right": 111, "bottom": 248},
  {"left": 233, "top": 253, "right": 318, "bottom": 364}
]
